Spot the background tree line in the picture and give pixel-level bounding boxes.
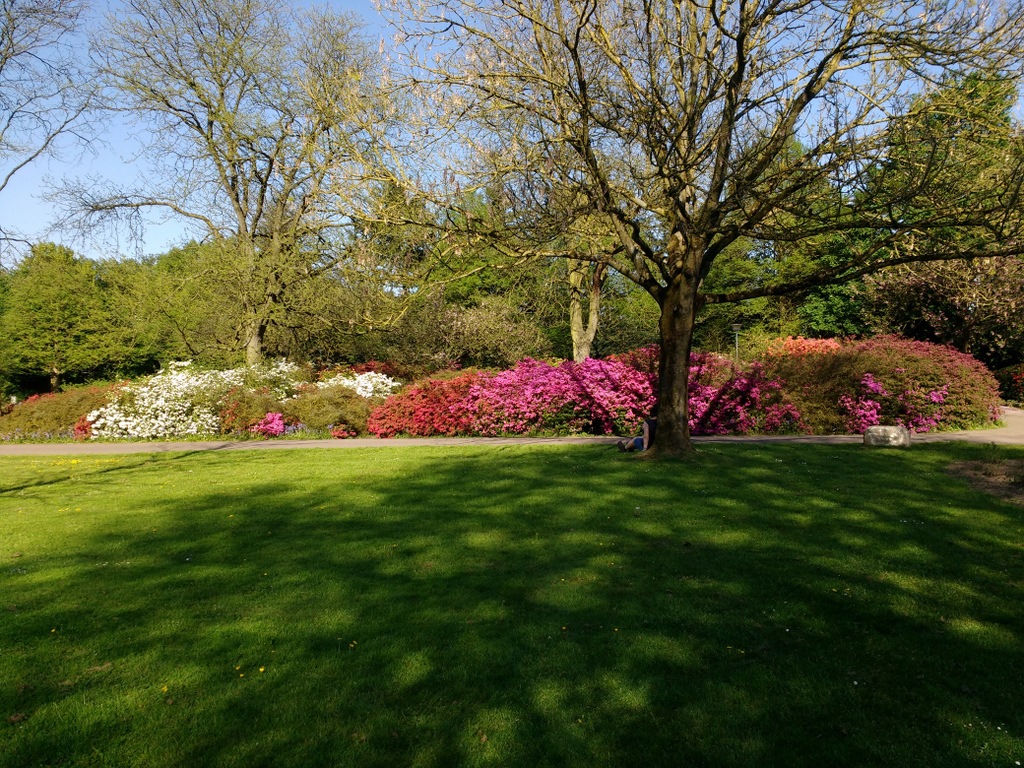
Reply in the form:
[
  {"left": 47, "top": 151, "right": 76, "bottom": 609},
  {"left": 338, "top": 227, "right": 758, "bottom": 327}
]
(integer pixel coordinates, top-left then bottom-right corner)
[{"left": 5, "top": 227, "right": 1024, "bottom": 400}]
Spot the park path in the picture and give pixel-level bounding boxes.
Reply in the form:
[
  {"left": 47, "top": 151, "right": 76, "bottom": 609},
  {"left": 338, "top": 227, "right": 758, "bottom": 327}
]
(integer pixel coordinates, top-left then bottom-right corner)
[{"left": 1, "top": 408, "right": 1022, "bottom": 456}]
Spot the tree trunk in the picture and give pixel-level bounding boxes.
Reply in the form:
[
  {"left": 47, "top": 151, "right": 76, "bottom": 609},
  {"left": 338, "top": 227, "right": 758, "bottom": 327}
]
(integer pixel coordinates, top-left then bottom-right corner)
[
  {"left": 50, "top": 369, "right": 61, "bottom": 393},
  {"left": 649, "top": 277, "right": 701, "bottom": 456},
  {"left": 245, "top": 321, "right": 267, "bottom": 366},
  {"left": 568, "top": 260, "right": 606, "bottom": 363}
]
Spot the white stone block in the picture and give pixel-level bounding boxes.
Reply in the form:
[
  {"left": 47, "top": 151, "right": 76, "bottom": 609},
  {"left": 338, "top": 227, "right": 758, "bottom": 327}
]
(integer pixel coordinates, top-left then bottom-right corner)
[{"left": 863, "top": 425, "right": 911, "bottom": 447}]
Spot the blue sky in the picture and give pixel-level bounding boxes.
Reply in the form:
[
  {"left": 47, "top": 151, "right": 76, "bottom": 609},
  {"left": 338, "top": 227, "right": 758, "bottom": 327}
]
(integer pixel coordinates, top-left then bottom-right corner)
[{"left": 0, "top": 0, "right": 389, "bottom": 263}]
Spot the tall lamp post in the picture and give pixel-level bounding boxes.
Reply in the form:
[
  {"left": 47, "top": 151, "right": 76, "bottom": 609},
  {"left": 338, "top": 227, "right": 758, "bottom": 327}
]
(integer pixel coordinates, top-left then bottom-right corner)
[{"left": 731, "top": 323, "right": 741, "bottom": 365}]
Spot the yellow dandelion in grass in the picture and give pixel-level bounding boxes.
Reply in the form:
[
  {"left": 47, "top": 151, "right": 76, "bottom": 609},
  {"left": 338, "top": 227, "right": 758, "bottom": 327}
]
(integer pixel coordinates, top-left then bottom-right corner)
[
  {"left": 259, "top": 667, "right": 265, "bottom": 673},
  {"left": 161, "top": 686, "right": 168, "bottom": 693}
]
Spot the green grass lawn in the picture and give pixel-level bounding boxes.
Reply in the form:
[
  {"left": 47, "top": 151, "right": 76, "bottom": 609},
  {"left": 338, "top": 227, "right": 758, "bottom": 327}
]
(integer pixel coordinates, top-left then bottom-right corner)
[{"left": 2, "top": 443, "right": 1023, "bottom": 767}]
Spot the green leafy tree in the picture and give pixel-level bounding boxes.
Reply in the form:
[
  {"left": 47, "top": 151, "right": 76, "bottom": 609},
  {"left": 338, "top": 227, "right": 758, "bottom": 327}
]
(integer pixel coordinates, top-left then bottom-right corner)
[
  {"left": 0, "top": 244, "right": 128, "bottom": 390},
  {"left": 0, "top": 263, "right": 11, "bottom": 399},
  {"left": 849, "top": 74, "right": 1024, "bottom": 366},
  {"left": 592, "top": 273, "right": 661, "bottom": 357},
  {"left": 68, "top": 0, "right": 396, "bottom": 364}
]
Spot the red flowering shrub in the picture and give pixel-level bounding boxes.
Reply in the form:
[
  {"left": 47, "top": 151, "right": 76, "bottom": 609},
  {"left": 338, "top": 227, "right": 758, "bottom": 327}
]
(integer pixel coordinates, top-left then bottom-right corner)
[
  {"left": 367, "top": 371, "right": 490, "bottom": 437},
  {"left": 73, "top": 414, "right": 93, "bottom": 440},
  {"left": 764, "top": 336, "right": 842, "bottom": 357}
]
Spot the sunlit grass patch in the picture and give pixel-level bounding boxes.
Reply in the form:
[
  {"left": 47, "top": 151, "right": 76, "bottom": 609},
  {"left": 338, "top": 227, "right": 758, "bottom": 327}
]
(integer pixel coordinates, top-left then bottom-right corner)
[{"left": 2, "top": 443, "right": 1024, "bottom": 766}]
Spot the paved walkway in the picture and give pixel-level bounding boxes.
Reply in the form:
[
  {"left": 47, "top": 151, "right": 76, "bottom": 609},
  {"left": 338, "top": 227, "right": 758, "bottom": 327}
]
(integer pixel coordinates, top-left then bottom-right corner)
[{"left": 2, "top": 407, "right": 1022, "bottom": 456}]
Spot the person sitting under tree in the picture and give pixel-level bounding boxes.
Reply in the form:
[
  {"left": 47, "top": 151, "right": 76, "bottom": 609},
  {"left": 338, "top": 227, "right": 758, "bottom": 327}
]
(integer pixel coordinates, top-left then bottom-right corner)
[{"left": 617, "top": 415, "right": 657, "bottom": 452}]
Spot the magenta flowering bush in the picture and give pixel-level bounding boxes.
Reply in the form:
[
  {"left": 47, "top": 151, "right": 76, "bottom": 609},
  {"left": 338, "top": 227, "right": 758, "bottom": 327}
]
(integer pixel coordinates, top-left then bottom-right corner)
[
  {"left": 466, "top": 357, "right": 657, "bottom": 436},
  {"left": 838, "top": 373, "right": 948, "bottom": 433},
  {"left": 367, "top": 354, "right": 802, "bottom": 438},
  {"left": 850, "top": 337, "right": 999, "bottom": 430},
  {"left": 368, "top": 335, "right": 997, "bottom": 439},
  {"left": 368, "top": 360, "right": 656, "bottom": 438},
  {"left": 687, "top": 353, "right": 802, "bottom": 435},
  {"left": 250, "top": 412, "right": 287, "bottom": 437}
]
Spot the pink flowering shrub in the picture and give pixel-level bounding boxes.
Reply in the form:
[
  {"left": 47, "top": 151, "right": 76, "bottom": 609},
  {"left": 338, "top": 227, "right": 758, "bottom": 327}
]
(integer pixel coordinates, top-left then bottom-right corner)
[
  {"left": 368, "top": 336, "right": 997, "bottom": 438},
  {"left": 466, "top": 357, "right": 657, "bottom": 436},
  {"left": 368, "top": 360, "right": 655, "bottom": 438},
  {"left": 850, "top": 337, "right": 999, "bottom": 431},
  {"left": 838, "top": 373, "right": 948, "bottom": 433},
  {"left": 250, "top": 412, "right": 287, "bottom": 437}
]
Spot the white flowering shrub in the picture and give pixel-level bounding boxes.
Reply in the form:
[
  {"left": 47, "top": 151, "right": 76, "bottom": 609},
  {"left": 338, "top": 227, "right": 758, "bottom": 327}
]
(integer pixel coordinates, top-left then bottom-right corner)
[
  {"left": 251, "top": 359, "right": 304, "bottom": 400},
  {"left": 316, "top": 371, "right": 402, "bottom": 399},
  {"left": 87, "top": 361, "right": 305, "bottom": 439},
  {"left": 85, "top": 362, "right": 402, "bottom": 440}
]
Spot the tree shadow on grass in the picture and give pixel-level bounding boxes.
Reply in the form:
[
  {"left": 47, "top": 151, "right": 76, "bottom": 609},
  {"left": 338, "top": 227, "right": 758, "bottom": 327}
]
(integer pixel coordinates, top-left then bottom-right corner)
[
  {"left": 3, "top": 443, "right": 1024, "bottom": 767},
  {"left": 0, "top": 451, "right": 213, "bottom": 496}
]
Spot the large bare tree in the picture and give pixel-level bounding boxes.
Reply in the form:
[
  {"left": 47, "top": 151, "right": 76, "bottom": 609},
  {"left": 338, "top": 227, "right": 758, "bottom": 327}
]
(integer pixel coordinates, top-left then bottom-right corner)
[
  {"left": 0, "top": 0, "right": 91, "bottom": 256},
  {"left": 385, "top": 0, "right": 1024, "bottom": 454},
  {"left": 69, "top": 0, "right": 403, "bottom": 364}
]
